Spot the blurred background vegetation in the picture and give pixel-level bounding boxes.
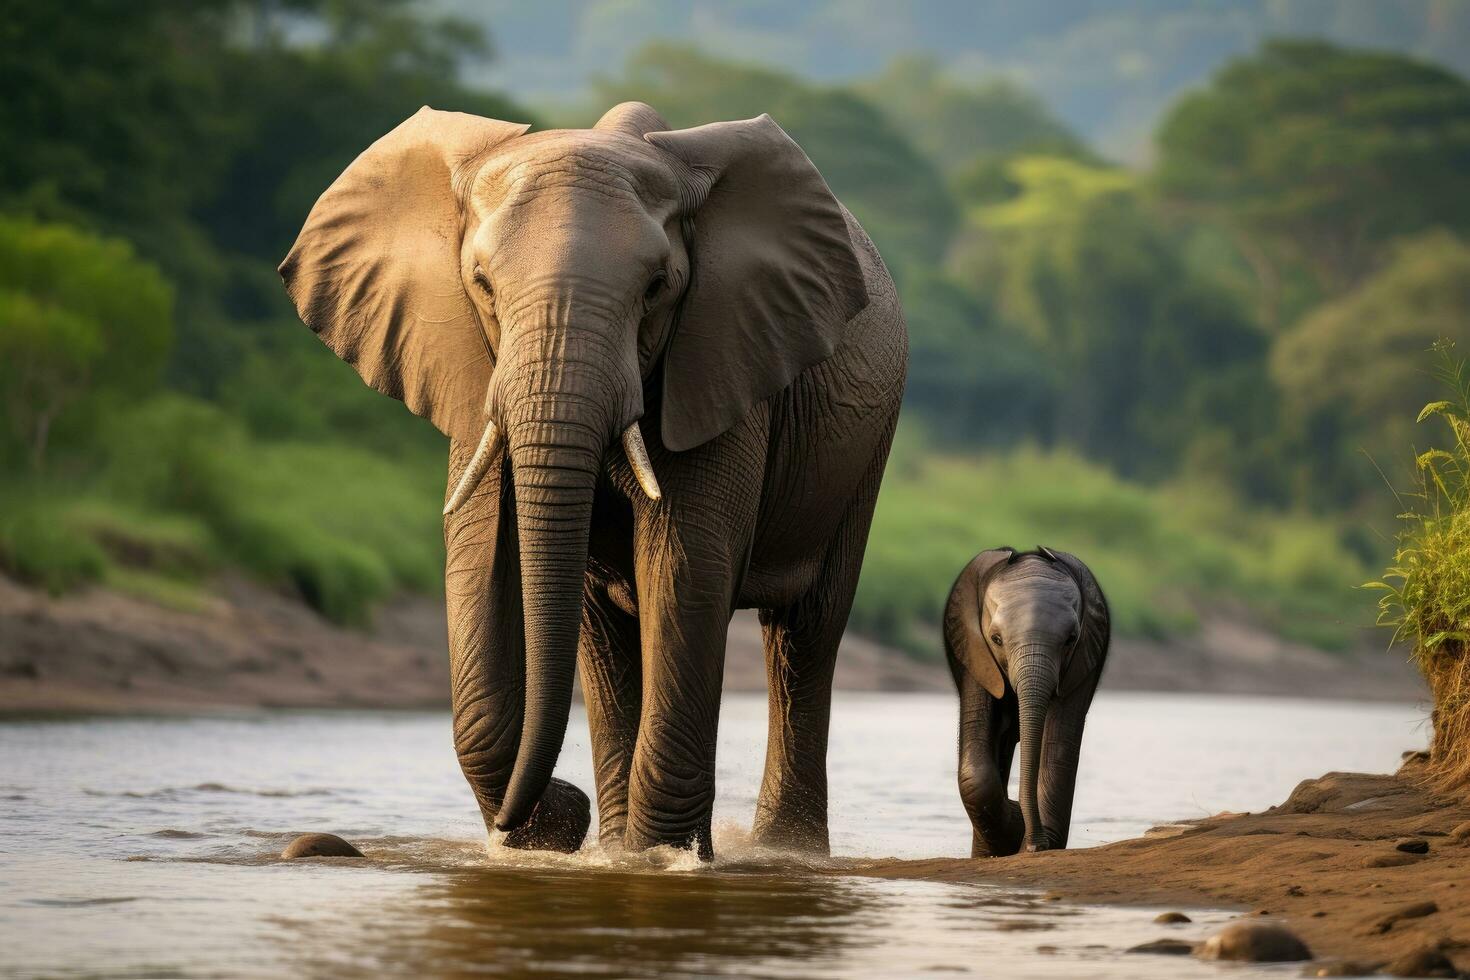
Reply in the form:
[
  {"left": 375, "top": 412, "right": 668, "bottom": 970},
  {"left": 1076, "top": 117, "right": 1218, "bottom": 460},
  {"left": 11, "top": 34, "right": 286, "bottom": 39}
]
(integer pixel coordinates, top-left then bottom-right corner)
[{"left": 3, "top": 0, "right": 1469, "bottom": 657}]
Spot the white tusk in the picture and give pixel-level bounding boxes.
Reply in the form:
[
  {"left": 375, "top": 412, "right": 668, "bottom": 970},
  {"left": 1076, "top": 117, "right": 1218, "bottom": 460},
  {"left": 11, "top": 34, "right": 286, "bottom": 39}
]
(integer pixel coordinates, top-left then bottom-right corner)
[
  {"left": 622, "top": 422, "right": 662, "bottom": 501},
  {"left": 443, "top": 419, "right": 504, "bottom": 516}
]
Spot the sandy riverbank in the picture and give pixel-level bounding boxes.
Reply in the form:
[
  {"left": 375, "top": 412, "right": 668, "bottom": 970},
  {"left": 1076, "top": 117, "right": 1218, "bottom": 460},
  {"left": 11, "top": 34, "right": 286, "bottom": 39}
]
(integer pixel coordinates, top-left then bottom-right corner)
[
  {"left": 0, "top": 572, "right": 1424, "bottom": 713},
  {"left": 847, "top": 767, "right": 1470, "bottom": 973}
]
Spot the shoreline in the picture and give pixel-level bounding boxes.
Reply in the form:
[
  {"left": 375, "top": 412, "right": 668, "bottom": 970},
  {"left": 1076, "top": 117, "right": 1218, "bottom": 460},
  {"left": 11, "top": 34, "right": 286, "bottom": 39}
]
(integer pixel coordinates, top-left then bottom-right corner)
[
  {"left": 845, "top": 768, "right": 1470, "bottom": 972},
  {"left": 1, "top": 573, "right": 1424, "bottom": 714}
]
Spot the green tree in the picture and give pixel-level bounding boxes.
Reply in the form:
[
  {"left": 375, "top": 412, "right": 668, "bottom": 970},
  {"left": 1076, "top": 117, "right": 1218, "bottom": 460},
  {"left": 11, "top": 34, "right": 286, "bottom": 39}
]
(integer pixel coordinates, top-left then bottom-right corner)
[
  {"left": 858, "top": 55, "right": 1090, "bottom": 181},
  {"left": 593, "top": 43, "right": 957, "bottom": 269},
  {"left": 899, "top": 270, "right": 1055, "bottom": 445},
  {"left": 1157, "top": 40, "right": 1470, "bottom": 314},
  {"left": 0, "top": 218, "right": 173, "bottom": 469},
  {"left": 956, "top": 156, "right": 1268, "bottom": 478},
  {"left": 1272, "top": 230, "right": 1470, "bottom": 506}
]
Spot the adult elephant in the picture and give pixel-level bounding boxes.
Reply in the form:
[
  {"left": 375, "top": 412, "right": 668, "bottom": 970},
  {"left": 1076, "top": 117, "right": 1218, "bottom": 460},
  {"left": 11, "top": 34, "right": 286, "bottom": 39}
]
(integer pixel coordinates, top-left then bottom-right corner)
[{"left": 279, "top": 102, "right": 907, "bottom": 859}]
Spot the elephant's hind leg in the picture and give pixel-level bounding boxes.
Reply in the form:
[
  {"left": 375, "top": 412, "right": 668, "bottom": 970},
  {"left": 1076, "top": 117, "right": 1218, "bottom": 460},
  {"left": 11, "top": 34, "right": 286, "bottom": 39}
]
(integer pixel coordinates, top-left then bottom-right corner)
[
  {"left": 752, "top": 442, "right": 891, "bottom": 854},
  {"left": 579, "top": 574, "right": 642, "bottom": 848}
]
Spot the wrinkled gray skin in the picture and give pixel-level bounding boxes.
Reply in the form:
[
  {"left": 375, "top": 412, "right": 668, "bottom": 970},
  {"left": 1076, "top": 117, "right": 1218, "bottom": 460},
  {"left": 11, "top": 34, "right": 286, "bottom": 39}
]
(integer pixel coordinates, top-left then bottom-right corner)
[
  {"left": 943, "top": 548, "right": 1109, "bottom": 857},
  {"left": 279, "top": 102, "right": 906, "bottom": 859}
]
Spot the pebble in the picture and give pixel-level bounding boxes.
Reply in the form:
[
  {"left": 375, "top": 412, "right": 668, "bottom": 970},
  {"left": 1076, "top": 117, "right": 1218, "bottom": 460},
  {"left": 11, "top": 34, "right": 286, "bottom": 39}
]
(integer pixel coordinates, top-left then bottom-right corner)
[
  {"left": 1382, "top": 947, "right": 1460, "bottom": 978},
  {"left": 1127, "top": 938, "right": 1196, "bottom": 955},
  {"left": 281, "top": 832, "right": 363, "bottom": 859},
  {"left": 1396, "top": 838, "right": 1431, "bottom": 854},
  {"left": 1303, "top": 962, "right": 1383, "bottom": 978},
  {"left": 1153, "top": 911, "right": 1192, "bottom": 924},
  {"left": 1197, "top": 921, "right": 1312, "bottom": 962}
]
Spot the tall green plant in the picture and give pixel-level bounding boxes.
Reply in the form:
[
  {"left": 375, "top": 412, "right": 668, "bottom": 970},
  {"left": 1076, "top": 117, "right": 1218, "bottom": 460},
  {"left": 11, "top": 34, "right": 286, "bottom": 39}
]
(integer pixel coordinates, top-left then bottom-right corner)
[
  {"left": 1370, "top": 341, "right": 1470, "bottom": 657},
  {"left": 1368, "top": 340, "right": 1470, "bottom": 792}
]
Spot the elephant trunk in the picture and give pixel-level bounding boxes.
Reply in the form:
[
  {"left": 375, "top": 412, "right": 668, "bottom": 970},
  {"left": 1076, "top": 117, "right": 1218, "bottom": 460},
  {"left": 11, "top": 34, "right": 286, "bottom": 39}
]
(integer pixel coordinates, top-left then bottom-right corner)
[
  {"left": 491, "top": 330, "right": 634, "bottom": 832},
  {"left": 493, "top": 403, "right": 604, "bottom": 831},
  {"left": 1012, "top": 646, "right": 1058, "bottom": 853}
]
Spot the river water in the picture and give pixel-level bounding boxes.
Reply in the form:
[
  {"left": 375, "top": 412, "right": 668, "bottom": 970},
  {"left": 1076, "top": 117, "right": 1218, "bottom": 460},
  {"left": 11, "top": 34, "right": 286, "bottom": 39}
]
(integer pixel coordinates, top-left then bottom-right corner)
[{"left": 0, "top": 691, "right": 1426, "bottom": 978}]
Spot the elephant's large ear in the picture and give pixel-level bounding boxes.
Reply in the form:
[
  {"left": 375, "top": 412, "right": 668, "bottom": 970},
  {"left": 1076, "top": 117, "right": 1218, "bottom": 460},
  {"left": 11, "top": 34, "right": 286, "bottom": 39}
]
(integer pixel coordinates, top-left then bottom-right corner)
[
  {"left": 278, "top": 107, "right": 529, "bottom": 444},
  {"left": 1045, "top": 548, "right": 1111, "bottom": 698},
  {"left": 943, "top": 548, "right": 1015, "bottom": 699},
  {"left": 645, "top": 115, "right": 869, "bottom": 451}
]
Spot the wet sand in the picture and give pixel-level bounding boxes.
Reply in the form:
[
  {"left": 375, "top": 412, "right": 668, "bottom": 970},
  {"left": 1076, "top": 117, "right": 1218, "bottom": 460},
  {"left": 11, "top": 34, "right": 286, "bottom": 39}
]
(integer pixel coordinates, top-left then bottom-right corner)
[{"left": 849, "top": 768, "right": 1470, "bottom": 971}]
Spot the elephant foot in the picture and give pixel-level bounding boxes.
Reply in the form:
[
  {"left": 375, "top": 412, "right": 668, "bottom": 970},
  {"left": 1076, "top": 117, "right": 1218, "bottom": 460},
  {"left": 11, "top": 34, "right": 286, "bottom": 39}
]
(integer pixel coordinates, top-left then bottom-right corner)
[
  {"left": 967, "top": 799, "right": 1025, "bottom": 857},
  {"left": 498, "top": 778, "right": 591, "bottom": 854},
  {"left": 624, "top": 821, "right": 714, "bottom": 861},
  {"left": 751, "top": 812, "right": 830, "bottom": 856}
]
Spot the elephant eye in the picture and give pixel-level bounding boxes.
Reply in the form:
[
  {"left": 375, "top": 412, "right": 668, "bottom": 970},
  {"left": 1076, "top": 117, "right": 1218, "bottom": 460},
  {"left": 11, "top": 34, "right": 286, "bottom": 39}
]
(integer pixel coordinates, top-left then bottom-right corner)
[
  {"left": 643, "top": 270, "right": 668, "bottom": 305},
  {"left": 472, "top": 265, "right": 493, "bottom": 296},
  {"left": 989, "top": 632, "right": 1003, "bottom": 647}
]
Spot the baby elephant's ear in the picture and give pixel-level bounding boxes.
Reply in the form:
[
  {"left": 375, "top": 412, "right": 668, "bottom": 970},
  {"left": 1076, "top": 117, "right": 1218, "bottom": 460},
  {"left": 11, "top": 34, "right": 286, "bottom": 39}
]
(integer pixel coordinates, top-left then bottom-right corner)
[
  {"left": 1046, "top": 548, "right": 1111, "bottom": 698},
  {"left": 645, "top": 115, "right": 869, "bottom": 451},
  {"left": 944, "top": 548, "right": 1015, "bottom": 699}
]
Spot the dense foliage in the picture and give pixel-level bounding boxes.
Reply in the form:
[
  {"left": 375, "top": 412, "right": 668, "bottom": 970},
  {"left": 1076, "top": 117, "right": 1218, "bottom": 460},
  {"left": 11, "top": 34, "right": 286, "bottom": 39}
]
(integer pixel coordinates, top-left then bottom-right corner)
[{"left": 2, "top": 1, "right": 1468, "bottom": 659}]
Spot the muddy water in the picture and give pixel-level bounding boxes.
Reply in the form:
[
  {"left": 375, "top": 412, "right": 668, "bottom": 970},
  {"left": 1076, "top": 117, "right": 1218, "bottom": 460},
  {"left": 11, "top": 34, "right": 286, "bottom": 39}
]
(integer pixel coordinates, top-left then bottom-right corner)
[{"left": 0, "top": 692, "right": 1424, "bottom": 977}]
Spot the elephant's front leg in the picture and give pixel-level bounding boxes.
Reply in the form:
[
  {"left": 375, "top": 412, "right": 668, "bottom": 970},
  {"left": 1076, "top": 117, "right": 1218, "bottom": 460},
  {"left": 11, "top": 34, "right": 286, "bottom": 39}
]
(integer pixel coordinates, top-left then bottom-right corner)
[
  {"left": 623, "top": 424, "right": 765, "bottom": 859},
  {"left": 1036, "top": 677, "right": 1101, "bottom": 850},
  {"left": 578, "top": 573, "right": 642, "bottom": 848},
  {"left": 957, "top": 673, "right": 1024, "bottom": 858},
  {"left": 444, "top": 444, "right": 590, "bottom": 853}
]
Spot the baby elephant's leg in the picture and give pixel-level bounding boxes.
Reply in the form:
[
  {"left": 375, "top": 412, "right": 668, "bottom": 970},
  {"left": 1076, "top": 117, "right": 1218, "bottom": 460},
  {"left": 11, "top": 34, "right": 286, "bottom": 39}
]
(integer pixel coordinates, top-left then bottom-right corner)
[
  {"left": 1037, "top": 685, "right": 1097, "bottom": 849},
  {"left": 958, "top": 676, "right": 1024, "bottom": 857}
]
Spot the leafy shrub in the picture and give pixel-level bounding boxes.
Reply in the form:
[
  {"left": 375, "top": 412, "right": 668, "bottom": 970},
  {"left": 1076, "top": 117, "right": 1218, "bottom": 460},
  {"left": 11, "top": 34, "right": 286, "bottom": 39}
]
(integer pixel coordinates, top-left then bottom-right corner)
[{"left": 0, "top": 496, "right": 109, "bottom": 594}]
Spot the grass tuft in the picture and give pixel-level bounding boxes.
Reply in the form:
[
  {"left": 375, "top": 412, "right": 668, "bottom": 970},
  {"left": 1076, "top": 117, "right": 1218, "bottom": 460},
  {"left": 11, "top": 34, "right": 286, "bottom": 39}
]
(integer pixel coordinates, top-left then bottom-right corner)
[{"left": 1370, "top": 340, "right": 1470, "bottom": 794}]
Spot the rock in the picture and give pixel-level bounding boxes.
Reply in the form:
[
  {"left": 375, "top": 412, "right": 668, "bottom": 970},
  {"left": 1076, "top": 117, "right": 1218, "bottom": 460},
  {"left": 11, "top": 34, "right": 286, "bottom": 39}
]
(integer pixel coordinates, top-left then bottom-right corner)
[
  {"left": 1382, "top": 947, "right": 1460, "bottom": 978},
  {"left": 1372, "top": 901, "right": 1439, "bottom": 934},
  {"left": 281, "top": 832, "right": 363, "bottom": 859},
  {"left": 1399, "top": 751, "right": 1432, "bottom": 776},
  {"left": 1128, "top": 938, "right": 1196, "bottom": 955},
  {"left": 1286, "top": 884, "right": 1306, "bottom": 897},
  {"left": 1396, "top": 838, "right": 1431, "bottom": 854},
  {"left": 1453, "top": 820, "right": 1470, "bottom": 843},
  {"left": 1197, "top": 922, "right": 1312, "bottom": 962},
  {"left": 1304, "top": 962, "right": 1383, "bottom": 977},
  {"left": 1364, "top": 852, "right": 1421, "bottom": 868},
  {"left": 1154, "top": 911, "right": 1192, "bottom": 924}
]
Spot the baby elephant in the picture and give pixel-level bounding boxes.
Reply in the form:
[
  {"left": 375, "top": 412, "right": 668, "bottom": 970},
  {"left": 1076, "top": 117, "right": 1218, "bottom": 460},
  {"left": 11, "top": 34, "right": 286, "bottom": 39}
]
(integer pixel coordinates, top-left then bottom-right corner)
[{"left": 944, "top": 547, "right": 1109, "bottom": 856}]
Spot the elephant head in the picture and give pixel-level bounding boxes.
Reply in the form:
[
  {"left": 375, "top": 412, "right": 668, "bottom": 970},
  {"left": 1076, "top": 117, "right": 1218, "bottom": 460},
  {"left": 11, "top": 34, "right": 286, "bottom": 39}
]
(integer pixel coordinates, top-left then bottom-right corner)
[
  {"left": 278, "top": 103, "right": 868, "bottom": 833},
  {"left": 945, "top": 547, "right": 1108, "bottom": 852}
]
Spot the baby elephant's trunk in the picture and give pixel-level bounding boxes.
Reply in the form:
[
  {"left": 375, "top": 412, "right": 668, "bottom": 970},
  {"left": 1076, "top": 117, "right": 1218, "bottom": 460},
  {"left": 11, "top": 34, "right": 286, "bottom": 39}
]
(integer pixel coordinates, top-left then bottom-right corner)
[{"left": 1012, "top": 647, "right": 1058, "bottom": 852}]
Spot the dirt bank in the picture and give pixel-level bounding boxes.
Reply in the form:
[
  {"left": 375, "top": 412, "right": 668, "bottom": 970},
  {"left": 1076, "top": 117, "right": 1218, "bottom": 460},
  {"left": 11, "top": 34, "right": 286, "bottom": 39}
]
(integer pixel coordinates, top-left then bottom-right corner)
[
  {"left": 848, "top": 768, "right": 1470, "bottom": 972},
  {"left": 0, "top": 573, "right": 1423, "bottom": 713}
]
